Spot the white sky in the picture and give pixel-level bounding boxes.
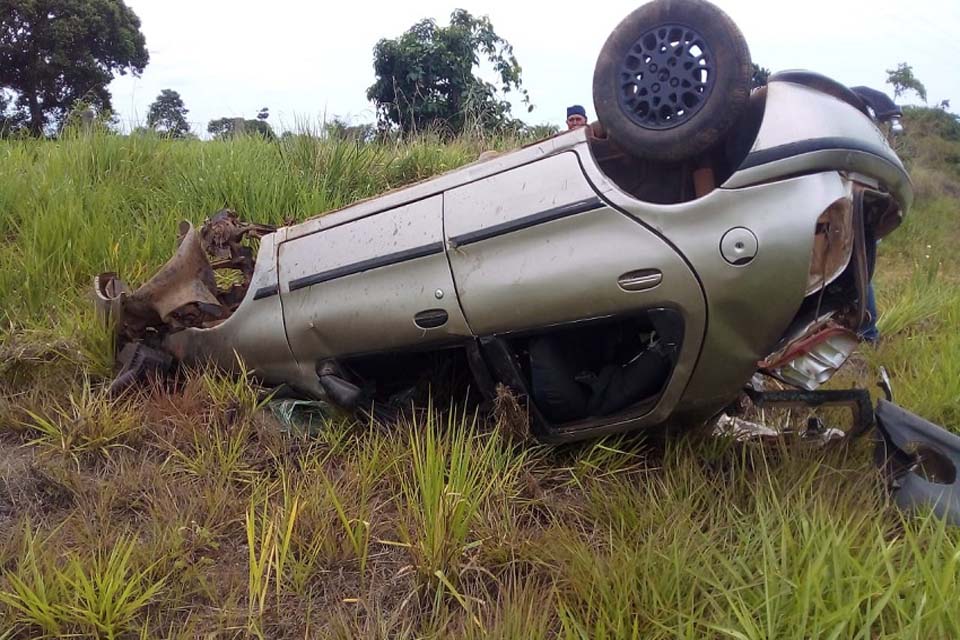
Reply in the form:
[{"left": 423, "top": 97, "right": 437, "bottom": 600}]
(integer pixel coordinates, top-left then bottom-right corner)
[{"left": 109, "top": 0, "right": 960, "bottom": 135}]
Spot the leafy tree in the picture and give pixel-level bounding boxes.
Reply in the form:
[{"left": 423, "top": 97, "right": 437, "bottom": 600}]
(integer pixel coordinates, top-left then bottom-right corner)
[
  {"left": 207, "top": 112, "right": 275, "bottom": 140},
  {"left": 207, "top": 117, "right": 243, "bottom": 139},
  {"left": 147, "top": 89, "right": 190, "bottom": 138},
  {"left": 0, "top": 0, "right": 149, "bottom": 135},
  {"left": 886, "top": 62, "right": 927, "bottom": 102},
  {"left": 207, "top": 118, "right": 233, "bottom": 139},
  {"left": 324, "top": 116, "right": 375, "bottom": 142},
  {"left": 751, "top": 63, "right": 770, "bottom": 89},
  {"left": 246, "top": 118, "right": 274, "bottom": 139},
  {"left": 366, "top": 9, "right": 530, "bottom": 136}
]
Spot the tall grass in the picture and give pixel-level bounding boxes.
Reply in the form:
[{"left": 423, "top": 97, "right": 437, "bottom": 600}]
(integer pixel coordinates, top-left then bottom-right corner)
[
  {"left": 22, "top": 379, "right": 141, "bottom": 464},
  {"left": 0, "top": 129, "right": 491, "bottom": 326},
  {"left": 400, "top": 408, "right": 524, "bottom": 589}
]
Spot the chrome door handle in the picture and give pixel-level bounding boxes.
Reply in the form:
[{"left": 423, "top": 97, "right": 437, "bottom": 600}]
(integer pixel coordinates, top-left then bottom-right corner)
[{"left": 617, "top": 269, "right": 662, "bottom": 291}]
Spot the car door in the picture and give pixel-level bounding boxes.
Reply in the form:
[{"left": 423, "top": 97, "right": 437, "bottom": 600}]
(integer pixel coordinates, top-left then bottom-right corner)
[
  {"left": 443, "top": 151, "right": 704, "bottom": 336},
  {"left": 278, "top": 195, "right": 472, "bottom": 364}
]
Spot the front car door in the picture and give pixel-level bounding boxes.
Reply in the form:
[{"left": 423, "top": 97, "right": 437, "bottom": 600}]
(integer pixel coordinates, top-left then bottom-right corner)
[{"left": 278, "top": 195, "right": 471, "bottom": 365}]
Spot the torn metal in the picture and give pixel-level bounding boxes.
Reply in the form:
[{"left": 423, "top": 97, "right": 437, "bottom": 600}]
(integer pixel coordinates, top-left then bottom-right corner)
[
  {"left": 712, "top": 413, "right": 845, "bottom": 443},
  {"left": 744, "top": 386, "right": 876, "bottom": 437},
  {"left": 95, "top": 209, "right": 273, "bottom": 340},
  {"left": 95, "top": 209, "right": 274, "bottom": 393},
  {"left": 716, "top": 381, "right": 866, "bottom": 443}
]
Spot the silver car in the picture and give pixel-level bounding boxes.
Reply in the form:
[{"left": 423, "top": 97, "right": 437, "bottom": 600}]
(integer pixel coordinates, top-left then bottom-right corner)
[{"left": 97, "top": 0, "right": 912, "bottom": 444}]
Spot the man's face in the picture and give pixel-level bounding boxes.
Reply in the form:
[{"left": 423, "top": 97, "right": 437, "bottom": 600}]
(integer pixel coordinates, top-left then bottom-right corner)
[{"left": 566, "top": 114, "right": 588, "bottom": 130}]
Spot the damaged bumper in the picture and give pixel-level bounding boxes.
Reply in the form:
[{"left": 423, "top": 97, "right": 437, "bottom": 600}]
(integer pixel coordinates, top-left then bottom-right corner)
[
  {"left": 876, "top": 399, "right": 960, "bottom": 526},
  {"left": 729, "top": 381, "right": 960, "bottom": 526}
]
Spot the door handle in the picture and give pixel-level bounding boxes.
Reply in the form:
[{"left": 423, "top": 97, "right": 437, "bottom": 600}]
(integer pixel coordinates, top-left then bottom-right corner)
[
  {"left": 414, "top": 309, "right": 449, "bottom": 329},
  {"left": 617, "top": 269, "right": 662, "bottom": 292}
]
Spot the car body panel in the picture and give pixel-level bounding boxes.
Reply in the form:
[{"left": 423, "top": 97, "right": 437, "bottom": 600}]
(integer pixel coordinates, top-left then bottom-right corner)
[
  {"left": 444, "top": 152, "right": 704, "bottom": 334},
  {"left": 280, "top": 134, "right": 584, "bottom": 244},
  {"left": 277, "top": 195, "right": 472, "bottom": 362},
  {"left": 723, "top": 78, "right": 912, "bottom": 217},
  {"left": 581, "top": 136, "right": 851, "bottom": 416}
]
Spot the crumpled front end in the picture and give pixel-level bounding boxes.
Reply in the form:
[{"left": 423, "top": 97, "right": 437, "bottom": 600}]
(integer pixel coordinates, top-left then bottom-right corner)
[{"left": 94, "top": 210, "right": 283, "bottom": 393}]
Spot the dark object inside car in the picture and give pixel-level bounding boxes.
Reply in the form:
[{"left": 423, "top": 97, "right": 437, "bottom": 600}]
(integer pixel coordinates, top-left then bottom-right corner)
[{"left": 527, "top": 317, "right": 673, "bottom": 423}]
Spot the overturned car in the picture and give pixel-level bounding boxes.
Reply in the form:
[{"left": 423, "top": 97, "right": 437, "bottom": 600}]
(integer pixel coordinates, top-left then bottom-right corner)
[
  {"left": 96, "top": 0, "right": 960, "bottom": 521},
  {"left": 98, "top": 0, "right": 909, "bottom": 439}
]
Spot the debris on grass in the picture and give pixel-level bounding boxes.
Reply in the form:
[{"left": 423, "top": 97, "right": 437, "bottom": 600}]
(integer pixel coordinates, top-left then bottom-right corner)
[
  {"left": 492, "top": 383, "right": 530, "bottom": 443},
  {"left": 269, "top": 399, "right": 338, "bottom": 437},
  {"left": 713, "top": 412, "right": 846, "bottom": 444}
]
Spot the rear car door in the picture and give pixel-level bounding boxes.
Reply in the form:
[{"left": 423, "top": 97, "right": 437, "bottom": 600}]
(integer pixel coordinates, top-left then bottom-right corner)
[
  {"left": 443, "top": 151, "right": 703, "bottom": 336},
  {"left": 443, "top": 151, "right": 707, "bottom": 438}
]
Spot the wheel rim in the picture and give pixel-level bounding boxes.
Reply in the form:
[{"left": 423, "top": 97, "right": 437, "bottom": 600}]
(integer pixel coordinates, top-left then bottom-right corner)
[{"left": 617, "top": 23, "right": 716, "bottom": 130}]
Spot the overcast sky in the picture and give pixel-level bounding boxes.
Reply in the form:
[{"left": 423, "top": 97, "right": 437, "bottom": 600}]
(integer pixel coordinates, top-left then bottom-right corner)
[{"left": 109, "top": 0, "right": 960, "bottom": 136}]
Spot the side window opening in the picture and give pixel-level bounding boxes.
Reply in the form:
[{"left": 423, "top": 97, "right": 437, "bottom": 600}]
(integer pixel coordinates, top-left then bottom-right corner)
[
  {"left": 323, "top": 311, "right": 683, "bottom": 430},
  {"left": 511, "top": 312, "right": 682, "bottom": 425}
]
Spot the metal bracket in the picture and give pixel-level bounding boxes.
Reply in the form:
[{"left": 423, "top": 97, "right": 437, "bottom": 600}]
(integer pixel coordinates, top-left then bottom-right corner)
[{"left": 743, "top": 387, "right": 876, "bottom": 437}]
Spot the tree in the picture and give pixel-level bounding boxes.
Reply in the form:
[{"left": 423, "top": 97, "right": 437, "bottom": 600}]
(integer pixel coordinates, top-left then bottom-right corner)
[
  {"left": 324, "top": 116, "right": 375, "bottom": 143},
  {"left": 751, "top": 63, "right": 770, "bottom": 89},
  {"left": 0, "top": 0, "right": 149, "bottom": 136},
  {"left": 147, "top": 89, "right": 190, "bottom": 138},
  {"left": 207, "top": 110, "right": 275, "bottom": 140},
  {"left": 366, "top": 9, "right": 531, "bottom": 136},
  {"left": 886, "top": 62, "right": 927, "bottom": 103}
]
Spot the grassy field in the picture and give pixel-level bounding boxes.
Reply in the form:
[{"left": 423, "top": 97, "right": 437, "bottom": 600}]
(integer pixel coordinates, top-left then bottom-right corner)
[{"left": 0, "top": 117, "right": 959, "bottom": 638}]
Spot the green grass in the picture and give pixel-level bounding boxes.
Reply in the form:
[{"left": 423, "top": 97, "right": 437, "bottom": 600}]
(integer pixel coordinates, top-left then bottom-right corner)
[
  {"left": 0, "top": 526, "right": 165, "bottom": 639},
  {"left": 1, "top": 120, "right": 960, "bottom": 637}
]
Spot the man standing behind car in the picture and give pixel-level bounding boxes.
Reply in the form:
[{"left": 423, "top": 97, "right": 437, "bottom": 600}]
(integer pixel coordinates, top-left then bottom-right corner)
[{"left": 566, "top": 105, "right": 588, "bottom": 130}]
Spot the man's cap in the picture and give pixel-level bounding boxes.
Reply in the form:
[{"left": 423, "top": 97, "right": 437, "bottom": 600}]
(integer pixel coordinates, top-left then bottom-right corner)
[{"left": 566, "top": 104, "right": 587, "bottom": 119}]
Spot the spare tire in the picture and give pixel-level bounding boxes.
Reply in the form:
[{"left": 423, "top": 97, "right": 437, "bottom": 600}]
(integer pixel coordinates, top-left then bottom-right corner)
[{"left": 593, "top": 0, "right": 752, "bottom": 163}]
